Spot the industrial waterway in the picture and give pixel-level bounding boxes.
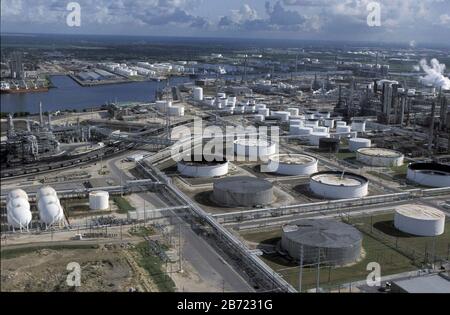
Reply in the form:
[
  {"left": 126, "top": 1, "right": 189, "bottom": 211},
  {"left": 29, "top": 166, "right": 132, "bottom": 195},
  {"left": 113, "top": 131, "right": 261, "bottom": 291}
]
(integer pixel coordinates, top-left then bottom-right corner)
[{"left": 0, "top": 75, "right": 190, "bottom": 114}]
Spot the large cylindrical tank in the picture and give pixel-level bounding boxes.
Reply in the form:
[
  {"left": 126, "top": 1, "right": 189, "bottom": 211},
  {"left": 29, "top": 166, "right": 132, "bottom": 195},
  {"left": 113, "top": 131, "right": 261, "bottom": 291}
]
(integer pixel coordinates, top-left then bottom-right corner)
[
  {"left": 356, "top": 148, "right": 404, "bottom": 167},
  {"left": 308, "top": 132, "right": 330, "bottom": 146},
  {"left": 323, "top": 119, "right": 335, "bottom": 128},
  {"left": 394, "top": 204, "right": 446, "bottom": 236},
  {"left": 254, "top": 114, "right": 265, "bottom": 122},
  {"left": 234, "top": 139, "right": 276, "bottom": 159},
  {"left": 168, "top": 105, "right": 185, "bottom": 116},
  {"left": 287, "top": 108, "right": 299, "bottom": 116},
  {"left": 193, "top": 87, "right": 203, "bottom": 101},
  {"left": 89, "top": 191, "right": 110, "bottom": 211},
  {"left": 213, "top": 176, "right": 274, "bottom": 207},
  {"left": 204, "top": 97, "right": 215, "bottom": 107},
  {"left": 155, "top": 100, "right": 171, "bottom": 112},
  {"left": 7, "top": 194, "right": 32, "bottom": 229},
  {"left": 257, "top": 108, "right": 270, "bottom": 117},
  {"left": 305, "top": 119, "right": 319, "bottom": 128},
  {"left": 266, "top": 154, "right": 318, "bottom": 176},
  {"left": 336, "top": 121, "right": 347, "bottom": 127},
  {"left": 177, "top": 155, "right": 229, "bottom": 178},
  {"left": 319, "top": 138, "right": 340, "bottom": 152},
  {"left": 349, "top": 138, "right": 371, "bottom": 152},
  {"left": 271, "top": 111, "right": 290, "bottom": 122},
  {"left": 406, "top": 162, "right": 450, "bottom": 188},
  {"left": 310, "top": 171, "right": 369, "bottom": 199},
  {"left": 281, "top": 219, "right": 362, "bottom": 266},
  {"left": 336, "top": 126, "right": 352, "bottom": 133},
  {"left": 351, "top": 121, "right": 366, "bottom": 132},
  {"left": 294, "top": 126, "right": 313, "bottom": 135}
]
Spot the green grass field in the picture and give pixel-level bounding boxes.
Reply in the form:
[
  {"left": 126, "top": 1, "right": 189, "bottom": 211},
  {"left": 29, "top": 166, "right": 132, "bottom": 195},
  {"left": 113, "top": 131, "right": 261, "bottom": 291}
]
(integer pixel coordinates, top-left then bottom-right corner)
[
  {"left": 113, "top": 196, "right": 135, "bottom": 214},
  {"left": 134, "top": 242, "right": 175, "bottom": 292},
  {"left": 238, "top": 211, "right": 450, "bottom": 291}
]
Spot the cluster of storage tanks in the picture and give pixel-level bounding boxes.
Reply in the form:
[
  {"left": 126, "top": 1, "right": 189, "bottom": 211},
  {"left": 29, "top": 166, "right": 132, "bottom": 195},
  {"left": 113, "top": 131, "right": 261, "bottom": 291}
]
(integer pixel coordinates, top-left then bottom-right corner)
[
  {"left": 155, "top": 100, "right": 185, "bottom": 117},
  {"left": 6, "top": 187, "right": 64, "bottom": 230}
]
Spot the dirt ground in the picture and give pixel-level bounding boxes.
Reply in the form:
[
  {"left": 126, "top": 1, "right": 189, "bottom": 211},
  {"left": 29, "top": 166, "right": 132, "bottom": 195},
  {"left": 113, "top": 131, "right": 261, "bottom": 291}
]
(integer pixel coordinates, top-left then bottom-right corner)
[{"left": 1, "top": 244, "right": 143, "bottom": 292}]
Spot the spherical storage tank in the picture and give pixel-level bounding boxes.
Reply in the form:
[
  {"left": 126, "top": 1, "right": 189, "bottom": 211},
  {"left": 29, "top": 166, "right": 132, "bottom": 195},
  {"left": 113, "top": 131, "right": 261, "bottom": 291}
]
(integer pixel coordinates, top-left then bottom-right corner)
[
  {"left": 234, "top": 138, "right": 276, "bottom": 159},
  {"left": 6, "top": 189, "right": 32, "bottom": 229},
  {"left": 349, "top": 138, "right": 371, "bottom": 152},
  {"left": 37, "top": 186, "right": 64, "bottom": 226},
  {"left": 89, "top": 191, "right": 110, "bottom": 210},
  {"left": 281, "top": 219, "right": 362, "bottom": 266},
  {"left": 357, "top": 147, "right": 404, "bottom": 167},
  {"left": 394, "top": 204, "right": 445, "bottom": 236},
  {"left": 406, "top": 162, "right": 450, "bottom": 188},
  {"left": 177, "top": 155, "right": 229, "bottom": 178},
  {"left": 265, "top": 154, "right": 318, "bottom": 176},
  {"left": 213, "top": 176, "right": 273, "bottom": 207},
  {"left": 310, "top": 171, "right": 369, "bottom": 199}
]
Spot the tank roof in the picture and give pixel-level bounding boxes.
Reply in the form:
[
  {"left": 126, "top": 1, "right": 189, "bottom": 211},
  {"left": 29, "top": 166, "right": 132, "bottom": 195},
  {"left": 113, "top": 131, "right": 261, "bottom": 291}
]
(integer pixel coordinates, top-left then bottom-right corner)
[
  {"left": 214, "top": 176, "right": 273, "bottom": 193},
  {"left": 396, "top": 204, "right": 445, "bottom": 220},
  {"left": 269, "top": 154, "right": 316, "bottom": 165},
  {"left": 357, "top": 147, "right": 403, "bottom": 157},
  {"left": 408, "top": 162, "right": 450, "bottom": 174},
  {"left": 310, "top": 171, "right": 368, "bottom": 186},
  {"left": 283, "top": 219, "right": 362, "bottom": 248}
]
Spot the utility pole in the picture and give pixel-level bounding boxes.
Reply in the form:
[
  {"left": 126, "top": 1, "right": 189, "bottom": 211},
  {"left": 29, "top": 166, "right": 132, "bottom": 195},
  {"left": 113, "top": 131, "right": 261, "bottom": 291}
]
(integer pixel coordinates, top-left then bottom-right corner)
[
  {"left": 298, "top": 245, "right": 304, "bottom": 293},
  {"left": 316, "top": 247, "right": 321, "bottom": 293}
]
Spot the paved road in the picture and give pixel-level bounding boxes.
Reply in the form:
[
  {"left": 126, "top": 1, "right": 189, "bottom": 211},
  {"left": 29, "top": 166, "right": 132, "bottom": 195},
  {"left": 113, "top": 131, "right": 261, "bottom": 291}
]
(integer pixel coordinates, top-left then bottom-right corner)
[{"left": 137, "top": 191, "right": 254, "bottom": 292}]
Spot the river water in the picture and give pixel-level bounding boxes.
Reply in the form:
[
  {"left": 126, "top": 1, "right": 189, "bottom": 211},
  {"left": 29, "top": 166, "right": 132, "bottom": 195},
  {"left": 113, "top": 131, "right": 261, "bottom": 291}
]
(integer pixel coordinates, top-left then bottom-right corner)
[{"left": 0, "top": 75, "right": 190, "bottom": 114}]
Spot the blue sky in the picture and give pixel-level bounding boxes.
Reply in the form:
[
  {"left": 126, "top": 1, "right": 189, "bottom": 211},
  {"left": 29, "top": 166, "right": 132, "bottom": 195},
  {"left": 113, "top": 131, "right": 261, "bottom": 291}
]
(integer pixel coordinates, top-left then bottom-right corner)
[{"left": 1, "top": 0, "right": 450, "bottom": 44}]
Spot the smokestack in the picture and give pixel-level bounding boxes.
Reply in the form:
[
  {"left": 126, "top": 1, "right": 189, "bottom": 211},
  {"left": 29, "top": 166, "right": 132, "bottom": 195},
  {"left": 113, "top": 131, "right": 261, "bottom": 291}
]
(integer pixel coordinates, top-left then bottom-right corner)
[
  {"left": 39, "top": 102, "right": 43, "bottom": 127},
  {"left": 26, "top": 117, "right": 31, "bottom": 132},
  {"left": 7, "top": 114, "right": 14, "bottom": 136}
]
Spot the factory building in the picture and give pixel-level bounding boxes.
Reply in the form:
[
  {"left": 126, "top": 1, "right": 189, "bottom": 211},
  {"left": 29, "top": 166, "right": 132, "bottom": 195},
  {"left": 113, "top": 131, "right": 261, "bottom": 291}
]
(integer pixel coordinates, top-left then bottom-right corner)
[{"left": 280, "top": 219, "right": 362, "bottom": 266}]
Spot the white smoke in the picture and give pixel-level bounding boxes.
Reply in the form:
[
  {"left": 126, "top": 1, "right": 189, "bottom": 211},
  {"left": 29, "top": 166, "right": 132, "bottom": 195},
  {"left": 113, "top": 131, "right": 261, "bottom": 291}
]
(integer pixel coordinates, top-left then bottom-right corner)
[{"left": 418, "top": 58, "right": 450, "bottom": 90}]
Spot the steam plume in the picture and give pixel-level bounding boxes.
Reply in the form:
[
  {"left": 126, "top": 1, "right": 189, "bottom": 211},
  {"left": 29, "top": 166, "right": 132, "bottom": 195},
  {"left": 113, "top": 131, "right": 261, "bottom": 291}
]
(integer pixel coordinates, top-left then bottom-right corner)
[{"left": 418, "top": 58, "right": 450, "bottom": 90}]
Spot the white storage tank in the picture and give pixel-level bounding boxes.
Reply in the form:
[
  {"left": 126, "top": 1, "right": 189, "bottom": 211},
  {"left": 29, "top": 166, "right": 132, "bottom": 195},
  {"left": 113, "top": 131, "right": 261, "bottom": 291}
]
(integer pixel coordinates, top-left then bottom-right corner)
[
  {"left": 310, "top": 171, "right": 369, "bottom": 199},
  {"left": 256, "top": 104, "right": 267, "bottom": 110},
  {"left": 272, "top": 111, "right": 290, "bottom": 122},
  {"left": 89, "top": 191, "right": 110, "bottom": 211},
  {"left": 336, "top": 126, "right": 352, "bottom": 133},
  {"left": 357, "top": 148, "right": 404, "bottom": 167},
  {"left": 287, "top": 108, "right": 299, "bottom": 116},
  {"left": 246, "top": 105, "right": 256, "bottom": 113},
  {"left": 193, "top": 87, "right": 203, "bottom": 101},
  {"left": 36, "top": 186, "right": 57, "bottom": 201},
  {"left": 234, "top": 138, "right": 276, "bottom": 159},
  {"left": 294, "top": 126, "right": 313, "bottom": 135},
  {"left": 204, "top": 97, "right": 215, "bottom": 107},
  {"left": 168, "top": 105, "right": 185, "bottom": 116},
  {"left": 290, "top": 119, "right": 304, "bottom": 127},
  {"left": 258, "top": 108, "right": 270, "bottom": 117},
  {"left": 323, "top": 119, "right": 335, "bottom": 128},
  {"left": 349, "top": 138, "right": 371, "bottom": 152},
  {"left": 406, "top": 162, "right": 450, "bottom": 188},
  {"left": 217, "top": 92, "right": 226, "bottom": 99},
  {"left": 38, "top": 195, "right": 64, "bottom": 227},
  {"left": 6, "top": 190, "right": 32, "bottom": 230},
  {"left": 7, "top": 189, "right": 29, "bottom": 202},
  {"left": 336, "top": 121, "right": 347, "bottom": 127},
  {"left": 177, "top": 155, "right": 229, "bottom": 178},
  {"left": 155, "top": 100, "right": 171, "bottom": 112},
  {"left": 314, "top": 127, "right": 329, "bottom": 133},
  {"left": 394, "top": 204, "right": 445, "bottom": 236},
  {"left": 308, "top": 132, "right": 330, "bottom": 146},
  {"left": 351, "top": 121, "right": 366, "bottom": 132},
  {"left": 265, "top": 154, "right": 318, "bottom": 175},
  {"left": 305, "top": 119, "right": 319, "bottom": 128},
  {"left": 254, "top": 114, "right": 265, "bottom": 122}
]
